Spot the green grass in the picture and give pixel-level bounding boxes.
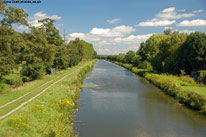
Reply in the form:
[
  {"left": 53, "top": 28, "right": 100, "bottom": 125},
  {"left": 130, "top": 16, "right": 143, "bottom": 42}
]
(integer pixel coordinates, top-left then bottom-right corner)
[
  {"left": 111, "top": 60, "right": 206, "bottom": 115},
  {"left": 183, "top": 86, "right": 206, "bottom": 95},
  {"left": 0, "top": 67, "right": 75, "bottom": 106},
  {"left": 0, "top": 59, "right": 97, "bottom": 137},
  {"left": 0, "top": 68, "right": 22, "bottom": 92}
]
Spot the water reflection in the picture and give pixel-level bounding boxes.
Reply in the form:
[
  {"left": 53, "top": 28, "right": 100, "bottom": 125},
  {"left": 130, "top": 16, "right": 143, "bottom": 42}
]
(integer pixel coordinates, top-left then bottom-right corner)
[{"left": 74, "top": 60, "right": 206, "bottom": 137}]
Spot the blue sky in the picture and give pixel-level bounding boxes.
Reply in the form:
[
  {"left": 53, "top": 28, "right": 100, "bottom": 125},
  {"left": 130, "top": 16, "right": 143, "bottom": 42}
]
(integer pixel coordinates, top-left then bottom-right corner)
[{"left": 8, "top": 0, "right": 206, "bottom": 54}]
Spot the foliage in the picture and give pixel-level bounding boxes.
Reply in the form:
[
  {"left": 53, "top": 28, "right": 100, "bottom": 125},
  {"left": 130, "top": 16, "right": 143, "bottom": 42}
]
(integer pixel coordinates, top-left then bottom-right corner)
[
  {"left": 0, "top": 26, "right": 26, "bottom": 79},
  {"left": 197, "top": 70, "right": 206, "bottom": 84},
  {"left": 10, "top": 76, "right": 23, "bottom": 87},
  {"left": 0, "top": 60, "right": 97, "bottom": 137},
  {"left": 0, "top": 4, "right": 28, "bottom": 27},
  {"left": 21, "top": 27, "right": 56, "bottom": 81},
  {"left": 101, "top": 30, "right": 206, "bottom": 84},
  {"left": 0, "top": 3, "right": 96, "bottom": 87},
  {"left": 67, "top": 38, "right": 83, "bottom": 67},
  {"left": 181, "top": 32, "right": 206, "bottom": 73},
  {"left": 125, "top": 50, "right": 135, "bottom": 64}
]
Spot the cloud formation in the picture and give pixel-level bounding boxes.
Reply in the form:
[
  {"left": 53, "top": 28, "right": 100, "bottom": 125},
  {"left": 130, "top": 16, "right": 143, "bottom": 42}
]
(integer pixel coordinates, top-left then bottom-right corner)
[
  {"left": 193, "top": 9, "right": 203, "bottom": 13},
  {"left": 28, "top": 12, "right": 61, "bottom": 27},
  {"left": 177, "top": 19, "right": 206, "bottom": 26},
  {"left": 90, "top": 25, "right": 136, "bottom": 37},
  {"left": 107, "top": 18, "right": 120, "bottom": 24},
  {"left": 156, "top": 7, "right": 195, "bottom": 19},
  {"left": 137, "top": 7, "right": 201, "bottom": 27},
  {"left": 67, "top": 25, "right": 152, "bottom": 54},
  {"left": 138, "top": 19, "right": 176, "bottom": 26}
]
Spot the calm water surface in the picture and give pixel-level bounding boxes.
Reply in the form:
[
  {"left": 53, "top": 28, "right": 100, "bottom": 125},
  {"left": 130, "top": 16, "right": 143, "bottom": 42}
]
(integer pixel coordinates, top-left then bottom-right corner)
[{"left": 74, "top": 60, "right": 206, "bottom": 137}]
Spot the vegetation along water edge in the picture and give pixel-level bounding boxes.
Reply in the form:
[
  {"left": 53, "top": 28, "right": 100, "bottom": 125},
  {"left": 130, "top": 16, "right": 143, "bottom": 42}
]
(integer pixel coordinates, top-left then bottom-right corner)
[
  {"left": 108, "top": 60, "right": 206, "bottom": 115},
  {"left": 0, "top": 59, "right": 97, "bottom": 137}
]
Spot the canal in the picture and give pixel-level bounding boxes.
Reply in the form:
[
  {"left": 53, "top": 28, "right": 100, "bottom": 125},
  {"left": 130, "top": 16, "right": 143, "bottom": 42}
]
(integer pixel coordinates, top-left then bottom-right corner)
[{"left": 74, "top": 60, "right": 206, "bottom": 137}]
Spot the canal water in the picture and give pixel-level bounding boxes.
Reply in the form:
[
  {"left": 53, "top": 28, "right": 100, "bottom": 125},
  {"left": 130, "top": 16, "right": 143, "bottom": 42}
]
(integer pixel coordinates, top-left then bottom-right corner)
[{"left": 74, "top": 60, "right": 206, "bottom": 137}]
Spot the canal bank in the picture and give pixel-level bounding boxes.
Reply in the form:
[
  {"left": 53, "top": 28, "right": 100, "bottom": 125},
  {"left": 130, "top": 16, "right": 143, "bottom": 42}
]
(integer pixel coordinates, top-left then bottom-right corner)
[
  {"left": 109, "top": 60, "right": 206, "bottom": 115},
  {"left": 74, "top": 60, "right": 206, "bottom": 137}
]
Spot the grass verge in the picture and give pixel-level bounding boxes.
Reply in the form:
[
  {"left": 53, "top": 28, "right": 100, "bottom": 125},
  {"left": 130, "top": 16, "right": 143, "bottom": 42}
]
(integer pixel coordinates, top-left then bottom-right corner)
[
  {"left": 0, "top": 59, "right": 97, "bottom": 137},
  {"left": 111, "top": 61, "right": 206, "bottom": 115}
]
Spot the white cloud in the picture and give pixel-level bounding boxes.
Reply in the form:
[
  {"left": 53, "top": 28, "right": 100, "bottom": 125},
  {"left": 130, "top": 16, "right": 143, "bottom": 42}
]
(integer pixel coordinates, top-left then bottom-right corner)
[
  {"left": 68, "top": 25, "right": 136, "bottom": 42},
  {"left": 156, "top": 7, "right": 194, "bottom": 19},
  {"left": 164, "top": 27, "right": 173, "bottom": 30},
  {"left": 162, "top": 7, "right": 175, "bottom": 13},
  {"left": 69, "top": 33, "right": 85, "bottom": 37},
  {"left": 90, "top": 28, "right": 110, "bottom": 35},
  {"left": 179, "top": 29, "right": 195, "bottom": 34},
  {"left": 28, "top": 12, "right": 61, "bottom": 27},
  {"left": 31, "top": 12, "right": 61, "bottom": 20},
  {"left": 138, "top": 19, "right": 176, "bottom": 26},
  {"left": 114, "top": 34, "right": 153, "bottom": 44},
  {"left": 89, "top": 25, "right": 136, "bottom": 37},
  {"left": 136, "top": 7, "right": 203, "bottom": 27},
  {"left": 177, "top": 19, "right": 206, "bottom": 26},
  {"left": 107, "top": 18, "right": 120, "bottom": 24},
  {"left": 193, "top": 9, "right": 203, "bottom": 13},
  {"left": 67, "top": 25, "right": 153, "bottom": 54}
]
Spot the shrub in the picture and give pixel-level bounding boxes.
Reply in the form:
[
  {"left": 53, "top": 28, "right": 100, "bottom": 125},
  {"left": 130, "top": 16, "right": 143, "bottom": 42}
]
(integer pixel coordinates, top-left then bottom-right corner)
[
  {"left": 10, "top": 76, "right": 23, "bottom": 87},
  {"left": 179, "top": 75, "right": 196, "bottom": 85},
  {"left": 197, "top": 70, "right": 206, "bottom": 84},
  {"left": 122, "top": 64, "right": 133, "bottom": 70}
]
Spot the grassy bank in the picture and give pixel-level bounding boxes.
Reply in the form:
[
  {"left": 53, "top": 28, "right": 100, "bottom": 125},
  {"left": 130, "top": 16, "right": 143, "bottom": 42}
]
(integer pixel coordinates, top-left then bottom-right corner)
[
  {"left": 0, "top": 59, "right": 97, "bottom": 137},
  {"left": 111, "top": 61, "right": 206, "bottom": 115}
]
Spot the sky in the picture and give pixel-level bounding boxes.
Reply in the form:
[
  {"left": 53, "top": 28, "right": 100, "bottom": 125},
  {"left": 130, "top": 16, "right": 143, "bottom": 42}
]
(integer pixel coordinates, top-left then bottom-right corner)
[{"left": 7, "top": 0, "right": 206, "bottom": 55}]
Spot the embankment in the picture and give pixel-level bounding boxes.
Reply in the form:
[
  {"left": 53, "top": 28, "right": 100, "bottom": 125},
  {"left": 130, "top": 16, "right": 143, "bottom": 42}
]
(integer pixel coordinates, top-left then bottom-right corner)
[
  {"left": 0, "top": 59, "right": 97, "bottom": 137},
  {"left": 110, "top": 60, "right": 206, "bottom": 115}
]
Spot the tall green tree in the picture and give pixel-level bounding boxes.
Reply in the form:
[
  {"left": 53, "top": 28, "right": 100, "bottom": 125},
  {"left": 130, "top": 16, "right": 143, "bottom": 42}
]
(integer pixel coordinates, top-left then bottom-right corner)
[
  {"left": 67, "top": 38, "right": 83, "bottom": 67},
  {"left": 1, "top": 5, "right": 28, "bottom": 27},
  {"left": 21, "top": 27, "right": 56, "bottom": 81},
  {"left": 0, "top": 1, "right": 28, "bottom": 78},
  {"left": 181, "top": 32, "right": 206, "bottom": 73},
  {"left": 125, "top": 50, "right": 135, "bottom": 64},
  {"left": 38, "top": 18, "right": 68, "bottom": 70}
]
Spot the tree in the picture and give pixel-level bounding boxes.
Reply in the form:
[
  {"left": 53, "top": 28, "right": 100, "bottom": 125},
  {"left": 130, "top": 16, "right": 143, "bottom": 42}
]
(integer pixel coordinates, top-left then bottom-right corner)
[
  {"left": 67, "top": 38, "right": 83, "bottom": 67},
  {"left": 125, "top": 50, "right": 135, "bottom": 64},
  {"left": 163, "top": 32, "right": 187, "bottom": 74},
  {"left": 38, "top": 18, "right": 63, "bottom": 46},
  {"left": 0, "top": 2, "right": 28, "bottom": 78},
  {"left": 1, "top": 6, "right": 28, "bottom": 27},
  {"left": 164, "top": 28, "right": 172, "bottom": 35},
  {"left": 181, "top": 32, "right": 206, "bottom": 74},
  {"left": 131, "top": 55, "right": 141, "bottom": 66},
  {"left": 38, "top": 18, "right": 69, "bottom": 70},
  {"left": 21, "top": 27, "right": 56, "bottom": 81},
  {"left": 93, "top": 51, "right": 97, "bottom": 58},
  {"left": 117, "top": 53, "right": 125, "bottom": 63},
  {"left": 0, "top": 26, "right": 16, "bottom": 78}
]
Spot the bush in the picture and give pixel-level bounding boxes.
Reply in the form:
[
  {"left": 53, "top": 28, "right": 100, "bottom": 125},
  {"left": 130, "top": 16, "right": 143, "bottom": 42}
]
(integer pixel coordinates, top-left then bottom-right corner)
[
  {"left": 122, "top": 64, "right": 133, "bottom": 70},
  {"left": 138, "top": 61, "right": 153, "bottom": 71},
  {"left": 0, "top": 81, "right": 5, "bottom": 93},
  {"left": 179, "top": 75, "right": 196, "bottom": 85},
  {"left": 21, "top": 63, "right": 46, "bottom": 81},
  {"left": 197, "top": 70, "right": 206, "bottom": 84},
  {"left": 10, "top": 76, "right": 23, "bottom": 87}
]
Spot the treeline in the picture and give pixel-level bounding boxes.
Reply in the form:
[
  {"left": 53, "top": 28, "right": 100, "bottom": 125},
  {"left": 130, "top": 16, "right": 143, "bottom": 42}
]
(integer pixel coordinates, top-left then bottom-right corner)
[
  {"left": 0, "top": 1, "right": 96, "bottom": 89},
  {"left": 99, "top": 30, "right": 206, "bottom": 82}
]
